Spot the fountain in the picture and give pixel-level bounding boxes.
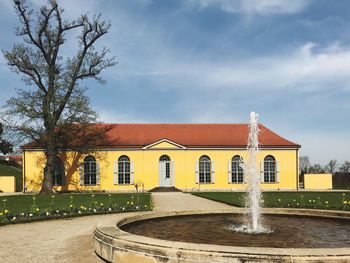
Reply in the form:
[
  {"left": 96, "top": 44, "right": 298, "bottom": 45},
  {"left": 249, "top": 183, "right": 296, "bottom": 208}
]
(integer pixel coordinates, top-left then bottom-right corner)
[
  {"left": 246, "top": 111, "right": 262, "bottom": 232},
  {"left": 93, "top": 112, "right": 350, "bottom": 262},
  {"left": 231, "top": 111, "right": 271, "bottom": 234}
]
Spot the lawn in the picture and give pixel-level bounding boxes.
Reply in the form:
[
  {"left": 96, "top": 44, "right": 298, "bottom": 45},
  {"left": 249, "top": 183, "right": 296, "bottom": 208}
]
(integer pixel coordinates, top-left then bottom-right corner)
[
  {"left": 0, "top": 193, "right": 151, "bottom": 214},
  {"left": 0, "top": 162, "right": 23, "bottom": 192},
  {"left": 192, "top": 191, "right": 350, "bottom": 211}
]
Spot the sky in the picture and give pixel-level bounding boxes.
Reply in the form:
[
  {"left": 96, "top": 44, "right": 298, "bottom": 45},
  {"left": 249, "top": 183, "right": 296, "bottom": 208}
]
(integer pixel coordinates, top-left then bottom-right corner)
[{"left": 0, "top": 0, "right": 349, "bottom": 165}]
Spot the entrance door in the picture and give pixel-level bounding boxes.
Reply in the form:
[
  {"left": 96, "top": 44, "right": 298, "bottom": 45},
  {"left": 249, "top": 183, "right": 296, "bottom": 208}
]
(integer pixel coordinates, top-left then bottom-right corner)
[{"left": 159, "top": 155, "right": 171, "bottom": 187}]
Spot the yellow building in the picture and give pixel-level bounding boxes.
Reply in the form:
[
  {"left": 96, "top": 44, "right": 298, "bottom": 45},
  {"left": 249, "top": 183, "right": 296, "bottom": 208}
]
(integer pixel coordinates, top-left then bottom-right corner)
[{"left": 22, "top": 124, "right": 300, "bottom": 192}]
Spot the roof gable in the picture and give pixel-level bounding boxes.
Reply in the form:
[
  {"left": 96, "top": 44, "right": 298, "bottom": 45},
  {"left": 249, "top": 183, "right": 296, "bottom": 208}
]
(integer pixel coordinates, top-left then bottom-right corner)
[{"left": 143, "top": 139, "right": 186, "bottom": 149}]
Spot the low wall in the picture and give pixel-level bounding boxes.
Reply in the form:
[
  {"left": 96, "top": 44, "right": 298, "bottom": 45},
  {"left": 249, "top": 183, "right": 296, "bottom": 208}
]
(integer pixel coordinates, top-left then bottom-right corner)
[
  {"left": 93, "top": 209, "right": 350, "bottom": 263},
  {"left": 304, "top": 174, "right": 332, "bottom": 190},
  {"left": 0, "top": 176, "right": 16, "bottom": 193}
]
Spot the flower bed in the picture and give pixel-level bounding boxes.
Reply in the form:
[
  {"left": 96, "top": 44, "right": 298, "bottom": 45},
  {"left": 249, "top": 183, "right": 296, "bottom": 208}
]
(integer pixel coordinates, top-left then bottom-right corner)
[
  {"left": 0, "top": 193, "right": 151, "bottom": 225},
  {"left": 191, "top": 191, "right": 350, "bottom": 211}
]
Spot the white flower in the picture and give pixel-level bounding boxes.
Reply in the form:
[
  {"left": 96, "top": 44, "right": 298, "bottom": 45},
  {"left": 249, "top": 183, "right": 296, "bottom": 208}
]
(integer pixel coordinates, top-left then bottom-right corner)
[
  {"left": 93, "top": 209, "right": 96, "bottom": 212},
  {"left": 46, "top": 212, "right": 50, "bottom": 216},
  {"left": 78, "top": 211, "right": 81, "bottom": 214},
  {"left": 108, "top": 208, "right": 112, "bottom": 211},
  {"left": 29, "top": 214, "right": 33, "bottom": 217},
  {"left": 12, "top": 217, "right": 16, "bottom": 220},
  {"left": 136, "top": 206, "right": 139, "bottom": 209},
  {"left": 21, "top": 213, "right": 25, "bottom": 216}
]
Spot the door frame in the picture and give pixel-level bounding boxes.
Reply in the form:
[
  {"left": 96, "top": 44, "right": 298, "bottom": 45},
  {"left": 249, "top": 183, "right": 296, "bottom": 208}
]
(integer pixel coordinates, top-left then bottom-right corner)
[{"left": 159, "top": 155, "right": 172, "bottom": 187}]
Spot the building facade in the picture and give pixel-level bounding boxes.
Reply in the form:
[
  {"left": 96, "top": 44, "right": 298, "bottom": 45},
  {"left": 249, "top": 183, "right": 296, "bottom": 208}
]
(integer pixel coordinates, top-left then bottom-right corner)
[{"left": 23, "top": 124, "right": 300, "bottom": 192}]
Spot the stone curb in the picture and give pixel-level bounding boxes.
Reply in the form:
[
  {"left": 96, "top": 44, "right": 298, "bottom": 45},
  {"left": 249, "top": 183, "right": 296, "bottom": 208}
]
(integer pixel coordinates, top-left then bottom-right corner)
[{"left": 93, "top": 208, "right": 350, "bottom": 262}]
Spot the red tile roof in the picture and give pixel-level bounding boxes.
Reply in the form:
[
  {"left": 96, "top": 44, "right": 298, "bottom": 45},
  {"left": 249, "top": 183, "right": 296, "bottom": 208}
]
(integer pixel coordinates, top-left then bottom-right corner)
[{"left": 94, "top": 123, "right": 300, "bottom": 148}]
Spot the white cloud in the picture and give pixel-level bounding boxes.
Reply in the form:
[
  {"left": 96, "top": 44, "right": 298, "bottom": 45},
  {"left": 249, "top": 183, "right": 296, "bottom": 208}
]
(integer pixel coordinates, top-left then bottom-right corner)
[
  {"left": 206, "top": 42, "right": 350, "bottom": 92},
  {"left": 123, "top": 42, "right": 350, "bottom": 94},
  {"left": 190, "top": 0, "right": 312, "bottom": 15},
  {"left": 98, "top": 110, "right": 152, "bottom": 123}
]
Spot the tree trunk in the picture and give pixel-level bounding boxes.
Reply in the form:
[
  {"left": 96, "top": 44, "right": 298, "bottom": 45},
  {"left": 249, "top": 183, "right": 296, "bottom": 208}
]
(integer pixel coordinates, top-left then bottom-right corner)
[{"left": 40, "top": 148, "right": 56, "bottom": 194}]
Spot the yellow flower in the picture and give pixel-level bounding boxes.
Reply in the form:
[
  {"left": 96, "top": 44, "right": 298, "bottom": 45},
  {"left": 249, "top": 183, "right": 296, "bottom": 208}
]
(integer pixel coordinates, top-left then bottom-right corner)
[
  {"left": 32, "top": 196, "right": 36, "bottom": 200},
  {"left": 69, "top": 204, "right": 73, "bottom": 208},
  {"left": 51, "top": 195, "right": 55, "bottom": 198},
  {"left": 308, "top": 200, "right": 312, "bottom": 202},
  {"left": 4, "top": 209, "right": 9, "bottom": 214},
  {"left": 100, "top": 203, "right": 103, "bottom": 206},
  {"left": 35, "top": 208, "right": 39, "bottom": 212},
  {"left": 325, "top": 201, "right": 329, "bottom": 204},
  {"left": 0, "top": 212, "right": 3, "bottom": 216},
  {"left": 278, "top": 199, "right": 281, "bottom": 202},
  {"left": 343, "top": 201, "right": 348, "bottom": 205}
]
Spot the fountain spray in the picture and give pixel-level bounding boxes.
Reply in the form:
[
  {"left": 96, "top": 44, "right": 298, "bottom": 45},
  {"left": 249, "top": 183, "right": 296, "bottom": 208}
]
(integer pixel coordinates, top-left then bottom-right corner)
[
  {"left": 230, "top": 111, "right": 271, "bottom": 234},
  {"left": 246, "top": 111, "right": 262, "bottom": 232}
]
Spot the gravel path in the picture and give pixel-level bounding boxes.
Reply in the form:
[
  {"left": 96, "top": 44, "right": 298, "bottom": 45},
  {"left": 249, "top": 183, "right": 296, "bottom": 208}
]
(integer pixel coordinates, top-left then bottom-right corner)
[
  {"left": 152, "top": 192, "right": 233, "bottom": 211},
  {"left": 0, "top": 192, "right": 233, "bottom": 262}
]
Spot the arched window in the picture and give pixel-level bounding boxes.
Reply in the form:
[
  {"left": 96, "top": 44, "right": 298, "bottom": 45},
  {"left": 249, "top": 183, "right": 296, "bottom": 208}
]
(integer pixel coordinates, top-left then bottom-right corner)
[
  {"left": 53, "top": 156, "right": 65, "bottom": 186},
  {"left": 231, "top": 155, "right": 243, "bottom": 183},
  {"left": 199, "top": 155, "right": 211, "bottom": 183},
  {"left": 264, "top": 155, "right": 276, "bottom": 183},
  {"left": 84, "top": 156, "right": 97, "bottom": 185},
  {"left": 159, "top": 155, "right": 170, "bottom": 162},
  {"left": 118, "top": 155, "right": 130, "bottom": 184}
]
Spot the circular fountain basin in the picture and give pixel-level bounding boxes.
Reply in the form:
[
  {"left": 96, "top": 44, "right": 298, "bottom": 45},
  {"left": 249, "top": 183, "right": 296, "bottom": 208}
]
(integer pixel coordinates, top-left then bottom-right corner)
[{"left": 93, "top": 209, "right": 350, "bottom": 262}]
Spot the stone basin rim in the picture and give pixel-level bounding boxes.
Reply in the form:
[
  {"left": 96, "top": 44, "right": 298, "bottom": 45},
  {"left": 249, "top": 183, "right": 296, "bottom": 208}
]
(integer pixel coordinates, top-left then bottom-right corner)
[{"left": 94, "top": 208, "right": 350, "bottom": 256}]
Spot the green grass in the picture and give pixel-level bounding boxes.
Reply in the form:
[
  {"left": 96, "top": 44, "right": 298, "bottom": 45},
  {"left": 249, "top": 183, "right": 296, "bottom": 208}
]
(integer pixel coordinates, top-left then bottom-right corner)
[
  {"left": 192, "top": 191, "right": 350, "bottom": 210},
  {"left": 1, "top": 193, "right": 151, "bottom": 214},
  {"left": 0, "top": 162, "right": 23, "bottom": 192}
]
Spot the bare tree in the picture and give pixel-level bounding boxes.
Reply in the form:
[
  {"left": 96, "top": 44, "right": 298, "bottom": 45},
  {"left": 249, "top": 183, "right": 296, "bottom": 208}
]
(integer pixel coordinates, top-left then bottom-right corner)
[
  {"left": 0, "top": 123, "right": 13, "bottom": 155},
  {"left": 308, "top": 163, "right": 325, "bottom": 174},
  {"left": 2, "top": 0, "right": 116, "bottom": 193},
  {"left": 325, "top": 159, "right": 337, "bottom": 174},
  {"left": 340, "top": 161, "right": 350, "bottom": 174},
  {"left": 299, "top": 155, "right": 311, "bottom": 174}
]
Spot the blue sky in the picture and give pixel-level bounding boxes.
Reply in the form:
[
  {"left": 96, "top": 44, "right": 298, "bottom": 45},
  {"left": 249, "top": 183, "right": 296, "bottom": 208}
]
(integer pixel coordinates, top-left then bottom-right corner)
[{"left": 0, "top": 0, "right": 350, "bottom": 165}]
